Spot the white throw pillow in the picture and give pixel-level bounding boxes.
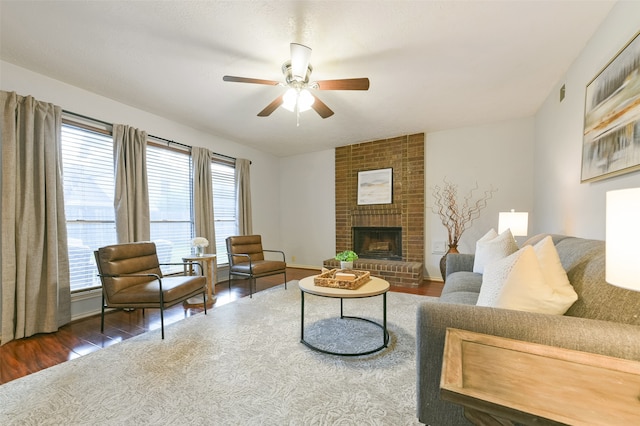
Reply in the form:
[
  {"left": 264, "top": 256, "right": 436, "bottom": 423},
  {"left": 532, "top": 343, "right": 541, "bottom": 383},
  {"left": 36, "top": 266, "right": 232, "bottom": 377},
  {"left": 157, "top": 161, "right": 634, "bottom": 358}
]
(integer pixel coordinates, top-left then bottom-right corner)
[
  {"left": 532, "top": 236, "right": 578, "bottom": 311},
  {"left": 477, "top": 240, "right": 578, "bottom": 315},
  {"left": 473, "top": 229, "right": 518, "bottom": 274},
  {"left": 477, "top": 246, "right": 545, "bottom": 309}
]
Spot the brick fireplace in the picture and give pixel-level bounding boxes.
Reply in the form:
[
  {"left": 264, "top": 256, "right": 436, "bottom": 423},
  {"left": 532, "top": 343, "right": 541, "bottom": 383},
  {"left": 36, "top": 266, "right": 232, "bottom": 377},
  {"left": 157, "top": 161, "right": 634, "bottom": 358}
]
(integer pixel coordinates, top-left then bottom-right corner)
[
  {"left": 323, "top": 133, "right": 425, "bottom": 287},
  {"left": 353, "top": 226, "right": 402, "bottom": 260}
]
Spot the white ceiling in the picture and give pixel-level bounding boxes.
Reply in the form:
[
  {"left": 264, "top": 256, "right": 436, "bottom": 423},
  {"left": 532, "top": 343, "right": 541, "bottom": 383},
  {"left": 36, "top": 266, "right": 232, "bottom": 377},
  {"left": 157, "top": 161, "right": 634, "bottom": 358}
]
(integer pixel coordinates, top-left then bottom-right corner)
[{"left": 0, "top": 1, "right": 615, "bottom": 157}]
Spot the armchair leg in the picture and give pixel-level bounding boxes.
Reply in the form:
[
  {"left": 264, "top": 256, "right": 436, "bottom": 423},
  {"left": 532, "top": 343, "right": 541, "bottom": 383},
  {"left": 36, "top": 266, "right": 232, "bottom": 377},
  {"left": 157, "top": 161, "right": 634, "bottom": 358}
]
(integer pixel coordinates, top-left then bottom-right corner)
[
  {"left": 160, "top": 292, "right": 165, "bottom": 339},
  {"left": 160, "top": 307, "right": 165, "bottom": 339},
  {"left": 284, "top": 271, "right": 287, "bottom": 290},
  {"left": 100, "top": 293, "right": 105, "bottom": 333}
]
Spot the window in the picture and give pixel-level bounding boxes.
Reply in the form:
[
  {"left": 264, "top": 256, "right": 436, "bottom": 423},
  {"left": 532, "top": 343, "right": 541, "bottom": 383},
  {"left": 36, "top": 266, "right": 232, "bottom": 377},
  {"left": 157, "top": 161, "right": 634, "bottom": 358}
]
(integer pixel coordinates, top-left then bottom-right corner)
[
  {"left": 147, "top": 144, "right": 193, "bottom": 274},
  {"left": 61, "top": 122, "right": 116, "bottom": 291},
  {"left": 212, "top": 161, "right": 236, "bottom": 266},
  {"left": 61, "top": 114, "right": 238, "bottom": 291}
]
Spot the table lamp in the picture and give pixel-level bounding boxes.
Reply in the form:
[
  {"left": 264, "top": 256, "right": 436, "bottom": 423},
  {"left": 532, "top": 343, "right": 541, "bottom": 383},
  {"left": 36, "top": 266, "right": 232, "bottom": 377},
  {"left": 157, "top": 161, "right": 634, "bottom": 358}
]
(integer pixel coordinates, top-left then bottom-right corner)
[
  {"left": 606, "top": 188, "right": 640, "bottom": 292},
  {"left": 498, "top": 209, "right": 529, "bottom": 237}
]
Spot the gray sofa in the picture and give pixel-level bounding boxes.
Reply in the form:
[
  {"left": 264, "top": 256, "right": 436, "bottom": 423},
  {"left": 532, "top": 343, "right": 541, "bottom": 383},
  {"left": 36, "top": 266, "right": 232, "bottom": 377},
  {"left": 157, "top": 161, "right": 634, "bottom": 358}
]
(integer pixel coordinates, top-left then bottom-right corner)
[{"left": 416, "top": 234, "right": 640, "bottom": 425}]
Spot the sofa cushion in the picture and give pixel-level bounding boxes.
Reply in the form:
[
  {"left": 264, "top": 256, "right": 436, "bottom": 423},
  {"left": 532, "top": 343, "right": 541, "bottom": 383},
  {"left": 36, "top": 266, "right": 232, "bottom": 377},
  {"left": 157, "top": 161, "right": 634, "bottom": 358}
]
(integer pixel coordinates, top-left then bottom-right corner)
[
  {"left": 440, "top": 271, "right": 482, "bottom": 295},
  {"left": 556, "top": 237, "right": 640, "bottom": 325},
  {"left": 473, "top": 228, "right": 518, "bottom": 273},
  {"left": 477, "top": 241, "right": 578, "bottom": 315},
  {"left": 438, "top": 291, "right": 479, "bottom": 305}
]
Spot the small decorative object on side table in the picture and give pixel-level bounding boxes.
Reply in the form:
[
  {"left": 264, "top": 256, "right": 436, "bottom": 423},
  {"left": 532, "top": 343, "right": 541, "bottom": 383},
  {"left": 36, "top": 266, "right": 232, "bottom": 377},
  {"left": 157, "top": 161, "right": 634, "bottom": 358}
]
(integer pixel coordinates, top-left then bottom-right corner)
[
  {"left": 191, "top": 236, "right": 209, "bottom": 257},
  {"left": 182, "top": 253, "right": 217, "bottom": 309}
]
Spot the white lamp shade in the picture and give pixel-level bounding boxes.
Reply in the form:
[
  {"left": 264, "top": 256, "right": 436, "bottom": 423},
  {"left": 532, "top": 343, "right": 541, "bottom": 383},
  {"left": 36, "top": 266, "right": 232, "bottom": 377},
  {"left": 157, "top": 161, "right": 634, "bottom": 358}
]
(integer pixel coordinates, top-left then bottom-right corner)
[
  {"left": 290, "top": 43, "right": 312, "bottom": 81},
  {"left": 606, "top": 188, "right": 640, "bottom": 291},
  {"left": 498, "top": 210, "right": 529, "bottom": 236}
]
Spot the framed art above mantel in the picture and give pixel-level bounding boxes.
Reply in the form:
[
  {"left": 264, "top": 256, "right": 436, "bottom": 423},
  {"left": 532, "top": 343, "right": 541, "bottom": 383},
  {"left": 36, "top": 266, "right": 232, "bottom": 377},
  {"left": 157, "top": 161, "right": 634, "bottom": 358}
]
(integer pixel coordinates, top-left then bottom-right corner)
[
  {"left": 581, "top": 30, "right": 640, "bottom": 183},
  {"left": 357, "top": 168, "right": 393, "bottom": 205}
]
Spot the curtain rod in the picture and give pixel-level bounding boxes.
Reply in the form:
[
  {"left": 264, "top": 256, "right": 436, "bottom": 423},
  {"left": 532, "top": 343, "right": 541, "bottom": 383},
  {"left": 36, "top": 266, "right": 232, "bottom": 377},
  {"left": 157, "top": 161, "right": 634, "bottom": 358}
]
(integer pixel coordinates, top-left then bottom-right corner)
[
  {"left": 63, "top": 110, "right": 244, "bottom": 164},
  {"left": 147, "top": 134, "right": 192, "bottom": 150}
]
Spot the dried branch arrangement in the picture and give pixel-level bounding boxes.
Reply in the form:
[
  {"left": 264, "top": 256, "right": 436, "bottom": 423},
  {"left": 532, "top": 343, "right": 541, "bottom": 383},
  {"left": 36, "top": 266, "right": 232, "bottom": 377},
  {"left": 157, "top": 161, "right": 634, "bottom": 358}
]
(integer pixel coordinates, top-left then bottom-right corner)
[{"left": 431, "top": 179, "right": 497, "bottom": 247}]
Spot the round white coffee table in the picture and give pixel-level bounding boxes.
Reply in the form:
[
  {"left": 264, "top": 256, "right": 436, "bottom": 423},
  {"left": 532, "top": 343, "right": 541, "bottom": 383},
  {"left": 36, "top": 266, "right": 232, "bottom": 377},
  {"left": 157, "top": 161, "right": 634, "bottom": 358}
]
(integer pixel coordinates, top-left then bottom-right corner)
[{"left": 298, "top": 275, "right": 390, "bottom": 356}]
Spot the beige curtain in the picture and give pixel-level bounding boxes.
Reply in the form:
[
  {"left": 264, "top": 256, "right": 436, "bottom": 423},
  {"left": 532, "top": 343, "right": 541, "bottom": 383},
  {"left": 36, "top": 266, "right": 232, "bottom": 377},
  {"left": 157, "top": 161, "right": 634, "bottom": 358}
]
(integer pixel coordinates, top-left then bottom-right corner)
[
  {"left": 235, "top": 158, "right": 253, "bottom": 235},
  {"left": 113, "top": 124, "right": 150, "bottom": 243},
  {"left": 0, "top": 91, "right": 71, "bottom": 345},
  {"left": 192, "top": 147, "right": 216, "bottom": 254}
]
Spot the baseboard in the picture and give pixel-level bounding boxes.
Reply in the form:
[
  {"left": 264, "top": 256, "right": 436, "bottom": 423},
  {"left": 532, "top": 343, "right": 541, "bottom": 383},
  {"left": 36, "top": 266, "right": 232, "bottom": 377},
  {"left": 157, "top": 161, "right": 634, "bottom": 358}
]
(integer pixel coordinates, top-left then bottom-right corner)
[
  {"left": 425, "top": 274, "right": 444, "bottom": 283},
  {"left": 287, "top": 263, "right": 322, "bottom": 270}
]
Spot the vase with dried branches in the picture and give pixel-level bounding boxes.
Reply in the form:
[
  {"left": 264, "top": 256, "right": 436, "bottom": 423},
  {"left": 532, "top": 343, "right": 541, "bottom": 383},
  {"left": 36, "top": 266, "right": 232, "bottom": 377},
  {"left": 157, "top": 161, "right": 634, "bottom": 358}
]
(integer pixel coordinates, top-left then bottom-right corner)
[{"left": 431, "top": 179, "right": 497, "bottom": 280}]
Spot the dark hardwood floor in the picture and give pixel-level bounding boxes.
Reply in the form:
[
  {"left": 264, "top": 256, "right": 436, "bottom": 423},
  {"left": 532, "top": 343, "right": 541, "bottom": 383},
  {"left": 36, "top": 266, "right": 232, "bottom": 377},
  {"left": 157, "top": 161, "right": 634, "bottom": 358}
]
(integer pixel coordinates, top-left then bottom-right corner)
[{"left": 0, "top": 267, "right": 443, "bottom": 385}]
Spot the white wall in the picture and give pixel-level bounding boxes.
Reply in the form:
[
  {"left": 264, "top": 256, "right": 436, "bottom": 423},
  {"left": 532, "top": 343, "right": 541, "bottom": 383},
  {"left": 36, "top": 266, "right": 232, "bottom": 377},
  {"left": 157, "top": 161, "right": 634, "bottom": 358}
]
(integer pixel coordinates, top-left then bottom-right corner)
[
  {"left": 1, "top": 61, "right": 282, "bottom": 318},
  {"left": 278, "top": 118, "right": 534, "bottom": 281},
  {"left": 279, "top": 149, "right": 335, "bottom": 268},
  {"left": 533, "top": 1, "right": 640, "bottom": 239},
  {"left": 425, "top": 118, "right": 535, "bottom": 279}
]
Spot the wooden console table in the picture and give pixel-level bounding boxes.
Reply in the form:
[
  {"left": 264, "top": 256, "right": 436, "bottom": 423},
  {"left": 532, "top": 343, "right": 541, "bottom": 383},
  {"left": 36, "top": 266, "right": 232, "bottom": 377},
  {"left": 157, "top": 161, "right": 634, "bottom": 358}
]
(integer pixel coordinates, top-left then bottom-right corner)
[{"left": 440, "top": 328, "right": 640, "bottom": 426}]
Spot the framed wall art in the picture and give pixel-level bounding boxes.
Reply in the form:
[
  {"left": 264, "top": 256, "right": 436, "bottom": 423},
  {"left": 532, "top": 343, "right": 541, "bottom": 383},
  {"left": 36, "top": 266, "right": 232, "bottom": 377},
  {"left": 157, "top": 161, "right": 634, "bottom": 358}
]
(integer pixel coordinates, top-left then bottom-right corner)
[
  {"left": 581, "top": 31, "right": 640, "bottom": 183},
  {"left": 357, "top": 168, "right": 393, "bottom": 205}
]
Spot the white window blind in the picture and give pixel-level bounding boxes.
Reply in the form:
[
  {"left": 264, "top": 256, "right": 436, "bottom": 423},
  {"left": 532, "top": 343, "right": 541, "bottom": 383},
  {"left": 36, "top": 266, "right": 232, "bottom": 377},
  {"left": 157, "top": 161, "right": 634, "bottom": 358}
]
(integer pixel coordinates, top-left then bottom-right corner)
[
  {"left": 212, "top": 161, "right": 236, "bottom": 265},
  {"left": 61, "top": 123, "right": 116, "bottom": 292},
  {"left": 147, "top": 144, "right": 193, "bottom": 274}
]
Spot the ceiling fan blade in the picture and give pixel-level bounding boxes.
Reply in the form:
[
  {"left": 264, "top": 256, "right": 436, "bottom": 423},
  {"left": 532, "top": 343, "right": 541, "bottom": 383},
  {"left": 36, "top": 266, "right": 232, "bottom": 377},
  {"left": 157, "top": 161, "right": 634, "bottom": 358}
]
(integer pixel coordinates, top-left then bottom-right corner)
[
  {"left": 257, "top": 95, "right": 284, "bottom": 117},
  {"left": 311, "top": 96, "right": 334, "bottom": 119},
  {"left": 290, "top": 43, "right": 312, "bottom": 80},
  {"left": 315, "top": 78, "right": 370, "bottom": 91},
  {"left": 223, "top": 75, "right": 280, "bottom": 86}
]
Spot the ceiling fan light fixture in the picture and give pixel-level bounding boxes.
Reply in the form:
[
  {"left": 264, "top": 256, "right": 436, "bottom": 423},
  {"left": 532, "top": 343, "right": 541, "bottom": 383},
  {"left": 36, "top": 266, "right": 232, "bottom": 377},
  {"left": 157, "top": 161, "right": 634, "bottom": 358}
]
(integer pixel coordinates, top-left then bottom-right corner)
[
  {"left": 282, "top": 88, "right": 297, "bottom": 111},
  {"left": 223, "top": 42, "right": 367, "bottom": 120},
  {"left": 298, "top": 89, "right": 315, "bottom": 111},
  {"left": 282, "top": 88, "right": 314, "bottom": 113}
]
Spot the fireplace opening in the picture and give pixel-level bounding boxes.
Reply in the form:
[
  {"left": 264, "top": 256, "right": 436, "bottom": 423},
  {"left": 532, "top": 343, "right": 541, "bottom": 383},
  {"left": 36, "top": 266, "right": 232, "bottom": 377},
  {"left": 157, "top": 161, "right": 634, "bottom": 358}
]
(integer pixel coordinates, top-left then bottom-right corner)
[{"left": 353, "top": 227, "right": 402, "bottom": 260}]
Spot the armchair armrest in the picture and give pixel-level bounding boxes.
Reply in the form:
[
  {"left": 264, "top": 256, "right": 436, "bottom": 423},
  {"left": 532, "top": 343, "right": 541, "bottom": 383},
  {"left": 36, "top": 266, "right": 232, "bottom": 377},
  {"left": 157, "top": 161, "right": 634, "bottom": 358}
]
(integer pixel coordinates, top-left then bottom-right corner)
[
  {"left": 161, "top": 262, "right": 203, "bottom": 275},
  {"left": 231, "top": 253, "right": 252, "bottom": 263},
  {"left": 262, "top": 249, "right": 286, "bottom": 262},
  {"left": 445, "top": 253, "right": 475, "bottom": 277},
  {"left": 416, "top": 301, "right": 640, "bottom": 425}
]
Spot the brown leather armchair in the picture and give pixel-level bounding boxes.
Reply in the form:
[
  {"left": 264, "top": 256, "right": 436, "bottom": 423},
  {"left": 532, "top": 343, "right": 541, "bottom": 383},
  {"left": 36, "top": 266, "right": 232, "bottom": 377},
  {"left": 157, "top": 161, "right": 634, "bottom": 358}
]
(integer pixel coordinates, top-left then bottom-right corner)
[
  {"left": 226, "top": 235, "right": 287, "bottom": 298},
  {"left": 94, "top": 241, "right": 208, "bottom": 339}
]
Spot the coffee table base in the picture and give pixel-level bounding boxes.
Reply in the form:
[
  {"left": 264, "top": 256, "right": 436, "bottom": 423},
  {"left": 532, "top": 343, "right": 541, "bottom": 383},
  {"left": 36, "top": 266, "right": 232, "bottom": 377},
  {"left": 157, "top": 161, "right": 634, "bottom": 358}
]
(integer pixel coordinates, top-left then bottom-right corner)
[{"left": 300, "top": 291, "right": 389, "bottom": 357}]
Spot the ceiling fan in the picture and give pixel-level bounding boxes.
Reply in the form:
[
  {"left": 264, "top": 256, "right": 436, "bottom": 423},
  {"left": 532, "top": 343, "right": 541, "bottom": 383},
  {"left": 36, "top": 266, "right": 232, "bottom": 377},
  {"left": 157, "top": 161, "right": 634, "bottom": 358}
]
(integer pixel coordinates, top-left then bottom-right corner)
[{"left": 223, "top": 43, "right": 370, "bottom": 119}]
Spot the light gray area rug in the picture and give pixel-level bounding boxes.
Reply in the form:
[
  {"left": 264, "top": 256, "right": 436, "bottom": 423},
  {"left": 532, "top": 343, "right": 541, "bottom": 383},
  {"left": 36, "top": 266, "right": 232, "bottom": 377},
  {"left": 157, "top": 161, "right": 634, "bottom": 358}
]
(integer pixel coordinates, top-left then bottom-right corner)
[{"left": 1, "top": 282, "right": 436, "bottom": 425}]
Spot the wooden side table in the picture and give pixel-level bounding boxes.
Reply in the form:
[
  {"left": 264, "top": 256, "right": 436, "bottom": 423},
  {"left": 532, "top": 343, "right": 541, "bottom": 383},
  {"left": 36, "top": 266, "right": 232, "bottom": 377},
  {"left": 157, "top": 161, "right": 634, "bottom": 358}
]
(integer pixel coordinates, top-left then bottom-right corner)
[
  {"left": 440, "top": 328, "right": 640, "bottom": 425},
  {"left": 182, "top": 254, "right": 217, "bottom": 309}
]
